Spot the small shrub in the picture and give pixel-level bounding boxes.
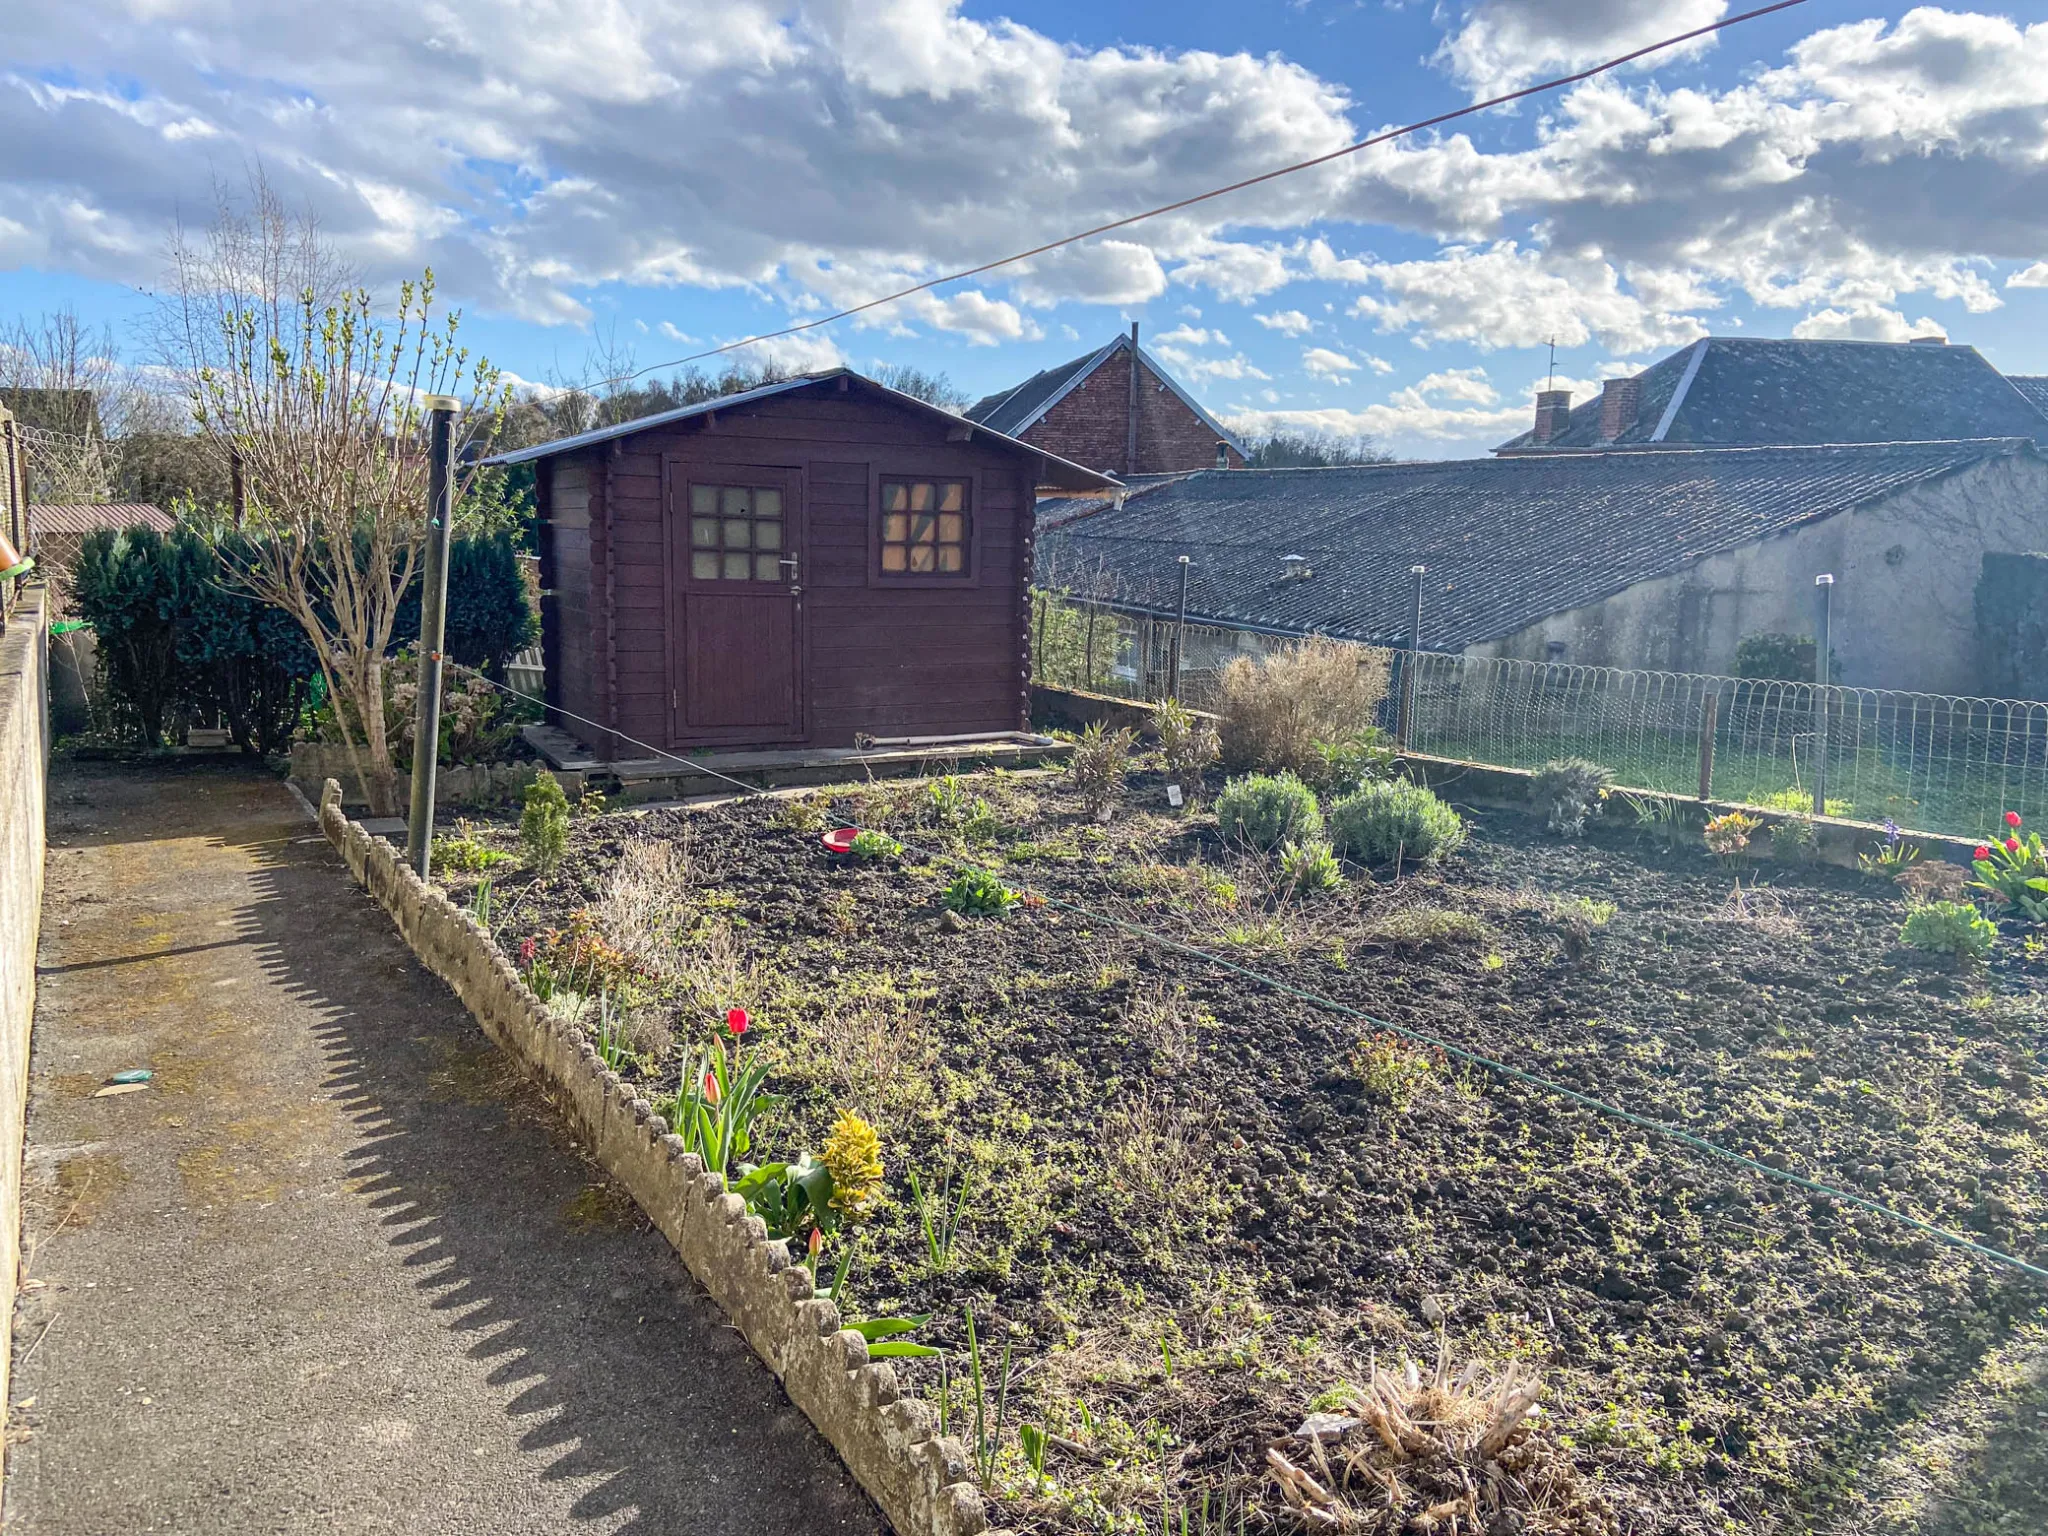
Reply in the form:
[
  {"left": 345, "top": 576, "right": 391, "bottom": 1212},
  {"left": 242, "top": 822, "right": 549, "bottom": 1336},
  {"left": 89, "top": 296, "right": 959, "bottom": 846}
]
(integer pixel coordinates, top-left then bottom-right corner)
[
  {"left": 943, "top": 868, "right": 1018, "bottom": 917},
  {"left": 1303, "top": 730, "right": 1397, "bottom": 796},
  {"left": 1069, "top": 722, "right": 1135, "bottom": 820},
  {"left": 575, "top": 785, "right": 609, "bottom": 817},
  {"left": 848, "top": 829, "right": 901, "bottom": 859},
  {"left": 1277, "top": 839, "right": 1344, "bottom": 895},
  {"left": 1530, "top": 757, "right": 1613, "bottom": 838},
  {"left": 1216, "top": 636, "right": 1389, "bottom": 774},
  {"left": 1151, "top": 698, "right": 1219, "bottom": 803},
  {"left": 1545, "top": 893, "right": 1616, "bottom": 961},
  {"left": 1328, "top": 780, "right": 1466, "bottom": 867},
  {"left": 520, "top": 770, "right": 571, "bottom": 873},
  {"left": 1349, "top": 1031, "right": 1442, "bottom": 1109},
  {"left": 1771, "top": 814, "right": 1818, "bottom": 859},
  {"left": 1214, "top": 772, "right": 1323, "bottom": 852},
  {"left": 1702, "top": 810, "right": 1760, "bottom": 858},
  {"left": 539, "top": 909, "right": 639, "bottom": 997},
  {"left": 1900, "top": 900, "right": 1997, "bottom": 964},
  {"left": 431, "top": 819, "right": 512, "bottom": 875}
]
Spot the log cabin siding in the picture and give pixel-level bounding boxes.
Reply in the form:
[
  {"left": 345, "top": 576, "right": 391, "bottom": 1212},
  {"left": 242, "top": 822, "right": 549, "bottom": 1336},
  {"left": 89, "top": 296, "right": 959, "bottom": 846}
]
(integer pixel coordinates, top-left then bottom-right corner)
[{"left": 535, "top": 385, "right": 1057, "bottom": 753}]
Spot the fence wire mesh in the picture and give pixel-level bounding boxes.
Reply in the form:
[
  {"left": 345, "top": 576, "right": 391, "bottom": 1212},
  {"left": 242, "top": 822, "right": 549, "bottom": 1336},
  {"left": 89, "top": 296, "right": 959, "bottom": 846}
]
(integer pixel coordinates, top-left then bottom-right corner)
[{"left": 1029, "top": 592, "right": 2048, "bottom": 842}]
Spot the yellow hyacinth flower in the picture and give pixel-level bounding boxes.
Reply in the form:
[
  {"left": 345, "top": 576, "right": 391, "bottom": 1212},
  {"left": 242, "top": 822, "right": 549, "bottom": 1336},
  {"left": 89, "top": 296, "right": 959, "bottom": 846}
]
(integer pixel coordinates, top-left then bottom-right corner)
[{"left": 821, "top": 1110, "right": 884, "bottom": 1217}]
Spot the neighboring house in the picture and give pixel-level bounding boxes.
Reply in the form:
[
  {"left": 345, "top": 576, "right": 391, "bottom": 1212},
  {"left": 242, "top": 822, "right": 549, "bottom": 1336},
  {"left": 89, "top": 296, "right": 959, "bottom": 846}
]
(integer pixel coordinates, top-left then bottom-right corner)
[
  {"left": 485, "top": 369, "right": 1112, "bottom": 757},
  {"left": 32, "top": 503, "right": 175, "bottom": 615},
  {"left": 1036, "top": 440, "right": 2048, "bottom": 696},
  {"left": 966, "top": 327, "right": 1247, "bottom": 478},
  {"left": 1495, "top": 337, "right": 2048, "bottom": 454},
  {"left": 2011, "top": 376, "right": 2048, "bottom": 418}
]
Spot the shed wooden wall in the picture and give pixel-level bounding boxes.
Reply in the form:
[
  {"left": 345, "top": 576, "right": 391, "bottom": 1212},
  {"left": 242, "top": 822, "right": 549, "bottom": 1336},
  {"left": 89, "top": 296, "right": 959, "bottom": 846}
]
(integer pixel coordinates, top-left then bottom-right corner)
[{"left": 540, "top": 388, "right": 1037, "bottom": 754}]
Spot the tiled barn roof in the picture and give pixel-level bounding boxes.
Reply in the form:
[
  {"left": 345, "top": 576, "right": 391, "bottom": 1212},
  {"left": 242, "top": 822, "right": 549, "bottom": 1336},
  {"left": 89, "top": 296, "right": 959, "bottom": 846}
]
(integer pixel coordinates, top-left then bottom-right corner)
[
  {"left": 1495, "top": 338, "right": 2048, "bottom": 453},
  {"left": 1037, "top": 439, "right": 2037, "bottom": 650}
]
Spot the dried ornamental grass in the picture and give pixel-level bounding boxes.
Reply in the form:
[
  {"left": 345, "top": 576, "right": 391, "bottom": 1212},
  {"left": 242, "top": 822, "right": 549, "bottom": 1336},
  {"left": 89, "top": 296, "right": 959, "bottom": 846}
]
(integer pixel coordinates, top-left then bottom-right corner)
[
  {"left": 1219, "top": 636, "right": 1390, "bottom": 774},
  {"left": 1269, "top": 1356, "right": 1613, "bottom": 1535}
]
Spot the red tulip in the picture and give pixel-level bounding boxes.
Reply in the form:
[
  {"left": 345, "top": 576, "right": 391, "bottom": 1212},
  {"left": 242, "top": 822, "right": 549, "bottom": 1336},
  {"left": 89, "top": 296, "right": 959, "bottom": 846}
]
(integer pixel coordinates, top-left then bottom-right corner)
[
  {"left": 2006, "top": 811, "right": 2022, "bottom": 828},
  {"left": 703, "top": 1070, "right": 721, "bottom": 1105},
  {"left": 1975, "top": 846, "right": 1992, "bottom": 861},
  {"left": 2007, "top": 837, "right": 2022, "bottom": 853},
  {"left": 726, "top": 1007, "right": 750, "bottom": 1037},
  {"left": 808, "top": 1228, "right": 824, "bottom": 1260}
]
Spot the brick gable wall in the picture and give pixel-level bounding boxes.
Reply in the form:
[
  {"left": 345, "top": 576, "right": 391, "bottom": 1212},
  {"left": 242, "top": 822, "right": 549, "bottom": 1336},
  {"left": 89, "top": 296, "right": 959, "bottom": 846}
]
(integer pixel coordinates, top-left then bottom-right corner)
[{"left": 1018, "top": 348, "right": 1244, "bottom": 475}]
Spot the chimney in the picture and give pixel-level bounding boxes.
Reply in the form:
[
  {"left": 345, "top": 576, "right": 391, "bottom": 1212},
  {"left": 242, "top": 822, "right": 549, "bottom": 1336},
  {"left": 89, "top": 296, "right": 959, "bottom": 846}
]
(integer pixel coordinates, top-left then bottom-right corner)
[
  {"left": 1597, "top": 377, "right": 1641, "bottom": 442},
  {"left": 1908, "top": 333, "right": 1947, "bottom": 345},
  {"left": 1531, "top": 388, "right": 1573, "bottom": 444},
  {"left": 1280, "top": 554, "right": 1313, "bottom": 581}
]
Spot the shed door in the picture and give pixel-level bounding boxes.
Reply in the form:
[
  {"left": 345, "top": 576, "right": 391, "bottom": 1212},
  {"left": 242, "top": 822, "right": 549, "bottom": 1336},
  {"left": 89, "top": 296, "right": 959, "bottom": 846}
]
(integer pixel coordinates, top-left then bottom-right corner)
[{"left": 668, "top": 466, "right": 805, "bottom": 743}]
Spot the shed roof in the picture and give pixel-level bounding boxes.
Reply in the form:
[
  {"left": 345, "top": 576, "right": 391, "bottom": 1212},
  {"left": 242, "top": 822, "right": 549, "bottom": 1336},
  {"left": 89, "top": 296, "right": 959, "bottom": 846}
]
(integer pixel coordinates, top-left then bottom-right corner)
[
  {"left": 32, "top": 503, "right": 174, "bottom": 537},
  {"left": 484, "top": 369, "right": 1115, "bottom": 491},
  {"left": 1037, "top": 439, "right": 2038, "bottom": 651},
  {"left": 965, "top": 333, "right": 1248, "bottom": 458},
  {"left": 1495, "top": 338, "right": 2048, "bottom": 453}
]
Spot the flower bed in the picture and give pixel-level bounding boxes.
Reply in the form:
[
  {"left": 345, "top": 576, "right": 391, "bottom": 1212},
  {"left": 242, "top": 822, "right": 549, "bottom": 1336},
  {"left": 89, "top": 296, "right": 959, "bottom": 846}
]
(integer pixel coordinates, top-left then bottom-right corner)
[{"left": 435, "top": 765, "right": 2048, "bottom": 1535}]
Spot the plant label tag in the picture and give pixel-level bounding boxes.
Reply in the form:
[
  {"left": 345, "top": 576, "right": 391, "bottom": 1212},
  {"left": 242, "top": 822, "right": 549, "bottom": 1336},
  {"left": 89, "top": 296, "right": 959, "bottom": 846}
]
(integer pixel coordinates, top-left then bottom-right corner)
[{"left": 1166, "top": 784, "right": 1184, "bottom": 808}]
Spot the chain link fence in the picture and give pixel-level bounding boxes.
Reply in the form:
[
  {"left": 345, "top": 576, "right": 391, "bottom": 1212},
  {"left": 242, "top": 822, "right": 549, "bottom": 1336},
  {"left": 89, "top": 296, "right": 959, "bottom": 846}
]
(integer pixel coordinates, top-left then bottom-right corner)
[{"left": 1029, "top": 592, "right": 2048, "bottom": 841}]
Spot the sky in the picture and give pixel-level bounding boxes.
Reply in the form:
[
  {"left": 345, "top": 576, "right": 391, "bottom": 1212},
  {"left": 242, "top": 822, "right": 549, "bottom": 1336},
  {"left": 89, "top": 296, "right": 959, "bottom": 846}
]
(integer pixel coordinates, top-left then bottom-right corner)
[{"left": 3, "top": 0, "right": 2047, "bottom": 459}]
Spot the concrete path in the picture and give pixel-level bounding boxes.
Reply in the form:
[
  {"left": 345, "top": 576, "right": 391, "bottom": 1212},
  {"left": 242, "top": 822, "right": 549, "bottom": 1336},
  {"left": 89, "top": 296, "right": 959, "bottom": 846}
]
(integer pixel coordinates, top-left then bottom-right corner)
[{"left": 6, "top": 759, "right": 887, "bottom": 1535}]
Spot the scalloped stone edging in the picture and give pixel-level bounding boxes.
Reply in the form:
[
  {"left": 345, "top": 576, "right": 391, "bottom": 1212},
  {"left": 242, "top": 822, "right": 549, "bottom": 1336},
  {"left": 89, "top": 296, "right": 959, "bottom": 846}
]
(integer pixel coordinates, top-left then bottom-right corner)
[{"left": 316, "top": 780, "right": 1000, "bottom": 1536}]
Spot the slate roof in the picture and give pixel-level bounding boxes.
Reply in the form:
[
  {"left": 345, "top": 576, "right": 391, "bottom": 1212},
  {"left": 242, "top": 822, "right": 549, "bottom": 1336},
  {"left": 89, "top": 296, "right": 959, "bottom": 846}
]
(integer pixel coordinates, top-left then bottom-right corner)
[
  {"left": 483, "top": 369, "right": 1115, "bottom": 491},
  {"left": 2011, "top": 376, "right": 2048, "bottom": 416},
  {"left": 965, "top": 334, "right": 1248, "bottom": 458},
  {"left": 1495, "top": 338, "right": 2048, "bottom": 453},
  {"left": 1037, "top": 439, "right": 2038, "bottom": 651},
  {"left": 31, "top": 503, "right": 174, "bottom": 537}
]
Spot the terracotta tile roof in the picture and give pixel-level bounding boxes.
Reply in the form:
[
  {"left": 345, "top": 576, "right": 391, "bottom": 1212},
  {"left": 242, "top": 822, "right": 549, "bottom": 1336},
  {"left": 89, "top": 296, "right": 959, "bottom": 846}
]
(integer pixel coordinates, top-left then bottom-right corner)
[
  {"left": 32, "top": 503, "right": 174, "bottom": 537},
  {"left": 1037, "top": 439, "right": 2038, "bottom": 650},
  {"left": 1495, "top": 338, "right": 2048, "bottom": 453}
]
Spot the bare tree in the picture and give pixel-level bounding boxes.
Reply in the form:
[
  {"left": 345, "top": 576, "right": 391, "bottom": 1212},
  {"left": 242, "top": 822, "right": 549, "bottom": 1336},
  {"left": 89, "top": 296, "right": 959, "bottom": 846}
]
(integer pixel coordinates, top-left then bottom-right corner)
[{"left": 159, "top": 179, "right": 505, "bottom": 813}]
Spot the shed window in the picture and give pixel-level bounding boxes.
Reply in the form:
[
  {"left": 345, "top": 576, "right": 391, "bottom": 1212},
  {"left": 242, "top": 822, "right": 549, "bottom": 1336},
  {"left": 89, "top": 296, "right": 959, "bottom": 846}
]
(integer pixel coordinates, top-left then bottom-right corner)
[
  {"left": 879, "top": 478, "right": 970, "bottom": 575},
  {"left": 688, "top": 484, "right": 785, "bottom": 582}
]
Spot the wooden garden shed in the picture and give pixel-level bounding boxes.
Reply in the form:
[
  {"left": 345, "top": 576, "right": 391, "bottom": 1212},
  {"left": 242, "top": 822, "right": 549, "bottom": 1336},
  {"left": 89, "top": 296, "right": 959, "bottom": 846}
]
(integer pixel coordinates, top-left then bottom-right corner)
[{"left": 486, "top": 370, "right": 1114, "bottom": 757}]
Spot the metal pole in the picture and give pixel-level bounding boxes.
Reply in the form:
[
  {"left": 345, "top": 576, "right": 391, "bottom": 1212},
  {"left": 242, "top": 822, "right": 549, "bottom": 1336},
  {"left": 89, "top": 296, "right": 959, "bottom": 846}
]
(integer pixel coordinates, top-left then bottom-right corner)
[
  {"left": 407, "top": 396, "right": 461, "bottom": 877},
  {"left": 1397, "top": 564, "right": 1425, "bottom": 750},
  {"left": 1082, "top": 602, "right": 1098, "bottom": 690},
  {"left": 1812, "top": 573, "right": 1834, "bottom": 817},
  {"left": 1697, "top": 689, "right": 1718, "bottom": 802},
  {"left": 1170, "top": 555, "right": 1190, "bottom": 700}
]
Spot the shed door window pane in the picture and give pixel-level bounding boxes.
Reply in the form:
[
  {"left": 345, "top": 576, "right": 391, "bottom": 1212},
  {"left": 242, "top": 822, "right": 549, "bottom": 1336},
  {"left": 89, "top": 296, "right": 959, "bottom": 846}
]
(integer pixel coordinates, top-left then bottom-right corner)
[
  {"left": 686, "top": 484, "right": 786, "bottom": 581},
  {"left": 879, "top": 478, "right": 970, "bottom": 577}
]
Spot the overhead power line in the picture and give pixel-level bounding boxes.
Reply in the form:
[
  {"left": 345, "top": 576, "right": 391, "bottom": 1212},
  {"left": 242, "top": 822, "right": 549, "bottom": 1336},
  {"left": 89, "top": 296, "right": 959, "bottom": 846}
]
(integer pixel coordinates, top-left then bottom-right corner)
[{"left": 609, "top": 0, "right": 1811, "bottom": 386}]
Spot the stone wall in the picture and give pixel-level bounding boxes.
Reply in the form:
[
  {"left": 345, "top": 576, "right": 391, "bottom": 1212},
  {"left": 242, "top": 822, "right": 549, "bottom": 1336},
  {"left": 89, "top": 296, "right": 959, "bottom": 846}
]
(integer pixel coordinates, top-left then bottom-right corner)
[
  {"left": 291, "top": 743, "right": 545, "bottom": 811},
  {"left": 315, "top": 782, "right": 1006, "bottom": 1536},
  {"left": 1472, "top": 451, "right": 2048, "bottom": 694},
  {"left": 0, "top": 585, "right": 49, "bottom": 1444}
]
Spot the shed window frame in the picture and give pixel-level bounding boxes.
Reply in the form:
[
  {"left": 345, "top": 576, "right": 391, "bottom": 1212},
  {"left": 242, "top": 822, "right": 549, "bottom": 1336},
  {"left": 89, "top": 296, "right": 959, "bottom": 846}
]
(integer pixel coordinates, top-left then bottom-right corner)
[{"left": 869, "top": 470, "right": 982, "bottom": 587}]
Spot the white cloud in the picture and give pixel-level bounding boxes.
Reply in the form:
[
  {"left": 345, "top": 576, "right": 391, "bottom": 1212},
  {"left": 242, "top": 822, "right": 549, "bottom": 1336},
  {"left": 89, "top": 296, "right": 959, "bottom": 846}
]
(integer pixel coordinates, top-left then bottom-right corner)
[
  {"left": 1152, "top": 324, "right": 1229, "bottom": 348},
  {"left": 1789, "top": 305, "right": 1946, "bottom": 343},
  {"left": 1438, "top": 0, "right": 1728, "bottom": 98},
  {"left": 1410, "top": 367, "right": 1498, "bottom": 406},
  {"left": 1302, "top": 346, "right": 1359, "bottom": 377},
  {"left": 1346, "top": 243, "right": 1706, "bottom": 355},
  {"left": 2, "top": 1, "right": 2046, "bottom": 375},
  {"left": 1254, "top": 309, "right": 1313, "bottom": 335},
  {"left": 1176, "top": 354, "right": 1270, "bottom": 381}
]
